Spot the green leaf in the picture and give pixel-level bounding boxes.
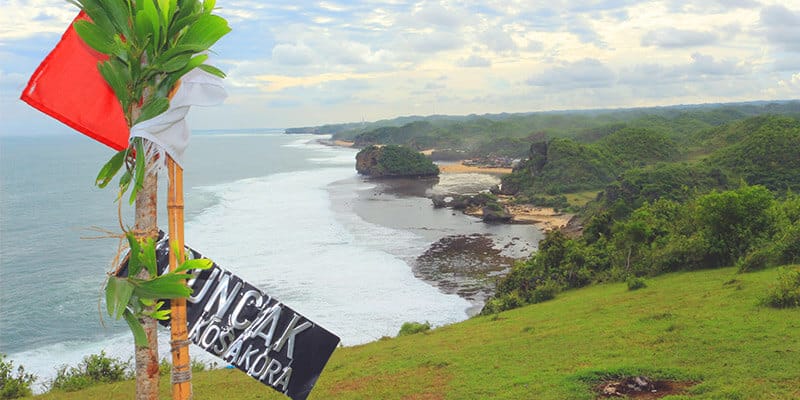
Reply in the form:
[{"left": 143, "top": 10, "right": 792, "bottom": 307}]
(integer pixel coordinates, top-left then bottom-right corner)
[
  {"left": 174, "top": 258, "right": 213, "bottom": 273},
  {"left": 176, "top": 14, "right": 230, "bottom": 50},
  {"left": 126, "top": 232, "right": 143, "bottom": 277},
  {"left": 147, "top": 309, "right": 172, "bottom": 320},
  {"left": 134, "top": 96, "right": 170, "bottom": 125},
  {"left": 169, "top": 240, "right": 185, "bottom": 265},
  {"left": 101, "top": 0, "right": 132, "bottom": 39},
  {"left": 133, "top": 276, "right": 193, "bottom": 299},
  {"left": 111, "top": 34, "right": 130, "bottom": 63},
  {"left": 203, "top": 0, "right": 216, "bottom": 13},
  {"left": 139, "top": 298, "right": 156, "bottom": 307},
  {"left": 159, "top": 54, "right": 208, "bottom": 94},
  {"left": 128, "top": 138, "right": 146, "bottom": 204},
  {"left": 72, "top": 0, "right": 115, "bottom": 36},
  {"left": 159, "top": 54, "right": 191, "bottom": 72},
  {"left": 105, "top": 276, "right": 118, "bottom": 317},
  {"left": 142, "top": 0, "right": 162, "bottom": 49},
  {"left": 169, "top": 13, "right": 202, "bottom": 39},
  {"left": 123, "top": 310, "right": 149, "bottom": 348},
  {"left": 156, "top": 44, "right": 204, "bottom": 61},
  {"left": 118, "top": 169, "right": 132, "bottom": 200},
  {"left": 97, "top": 60, "right": 132, "bottom": 111},
  {"left": 199, "top": 64, "right": 226, "bottom": 78},
  {"left": 95, "top": 148, "right": 127, "bottom": 188},
  {"left": 105, "top": 277, "right": 134, "bottom": 320},
  {"left": 139, "top": 237, "right": 158, "bottom": 277},
  {"left": 134, "top": 10, "right": 153, "bottom": 46},
  {"left": 74, "top": 20, "right": 115, "bottom": 54}
]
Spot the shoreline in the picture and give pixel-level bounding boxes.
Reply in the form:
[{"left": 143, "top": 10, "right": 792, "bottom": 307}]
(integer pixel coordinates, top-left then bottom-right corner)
[
  {"left": 437, "top": 162, "right": 513, "bottom": 175},
  {"left": 464, "top": 201, "right": 573, "bottom": 232},
  {"left": 316, "top": 137, "right": 570, "bottom": 233}
]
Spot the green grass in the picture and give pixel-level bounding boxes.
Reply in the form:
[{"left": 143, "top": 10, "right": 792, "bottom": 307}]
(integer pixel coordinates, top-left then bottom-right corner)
[
  {"left": 31, "top": 267, "right": 800, "bottom": 399},
  {"left": 565, "top": 190, "right": 600, "bottom": 207}
]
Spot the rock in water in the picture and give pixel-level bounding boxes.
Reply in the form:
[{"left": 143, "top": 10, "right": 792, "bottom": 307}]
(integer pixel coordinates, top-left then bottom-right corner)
[
  {"left": 482, "top": 204, "right": 512, "bottom": 222},
  {"left": 355, "top": 145, "right": 439, "bottom": 178}
]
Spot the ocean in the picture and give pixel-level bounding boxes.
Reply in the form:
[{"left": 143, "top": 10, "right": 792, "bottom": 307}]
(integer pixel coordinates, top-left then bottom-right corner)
[{"left": 0, "top": 131, "right": 541, "bottom": 388}]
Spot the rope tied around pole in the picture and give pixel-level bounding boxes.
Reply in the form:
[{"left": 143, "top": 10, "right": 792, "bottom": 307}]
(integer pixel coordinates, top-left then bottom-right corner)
[
  {"left": 170, "top": 339, "right": 192, "bottom": 352},
  {"left": 171, "top": 368, "right": 192, "bottom": 384}
]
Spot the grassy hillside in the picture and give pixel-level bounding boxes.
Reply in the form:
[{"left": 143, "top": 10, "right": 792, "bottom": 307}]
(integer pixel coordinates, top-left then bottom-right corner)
[{"left": 32, "top": 266, "right": 800, "bottom": 399}]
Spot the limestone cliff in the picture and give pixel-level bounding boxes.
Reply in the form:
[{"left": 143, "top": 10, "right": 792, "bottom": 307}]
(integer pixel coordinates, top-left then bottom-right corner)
[{"left": 355, "top": 145, "right": 440, "bottom": 178}]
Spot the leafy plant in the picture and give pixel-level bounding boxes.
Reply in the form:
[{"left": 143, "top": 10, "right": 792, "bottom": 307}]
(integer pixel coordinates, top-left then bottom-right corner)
[
  {"left": 0, "top": 355, "right": 36, "bottom": 399},
  {"left": 106, "top": 233, "right": 213, "bottom": 347},
  {"left": 70, "top": 0, "right": 231, "bottom": 201},
  {"left": 49, "top": 352, "right": 130, "bottom": 392},
  {"left": 627, "top": 276, "right": 647, "bottom": 291},
  {"left": 397, "top": 321, "right": 431, "bottom": 336},
  {"left": 761, "top": 267, "right": 800, "bottom": 309}
]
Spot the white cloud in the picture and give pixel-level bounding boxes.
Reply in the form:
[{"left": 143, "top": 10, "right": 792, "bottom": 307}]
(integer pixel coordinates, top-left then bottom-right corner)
[
  {"left": 1, "top": 0, "right": 796, "bottom": 131},
  {"left": 527, "top": 58, "right": 617, "bottom": 88},
  {"left": 459, "top": 55, "right": 491, "bottom": 68},
  {"left": 760, "top": 4, "right": 800, "bottom": 53},
  {"left": 0, "top": 0, "right": 73, "bottom": 41},
  {"left": 641, "top": 28, "right": 718, "bottom": 48},
  {"left": 271, "top": 43, "right": 316, "bottom": 66}
]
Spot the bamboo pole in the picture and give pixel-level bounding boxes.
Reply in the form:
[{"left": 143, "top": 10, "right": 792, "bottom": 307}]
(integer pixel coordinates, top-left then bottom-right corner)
[{"left": 167, "top": 156, "right": 192, "bottom": 400}]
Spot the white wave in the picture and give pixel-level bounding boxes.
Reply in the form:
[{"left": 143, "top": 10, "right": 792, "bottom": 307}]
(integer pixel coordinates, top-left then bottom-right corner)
[{"left": 184, "top": 167, "right": 471, "bottom": 346}]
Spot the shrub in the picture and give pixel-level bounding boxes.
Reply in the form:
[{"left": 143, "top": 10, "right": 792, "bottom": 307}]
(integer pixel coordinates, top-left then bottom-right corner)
[
  {"left": 49, "top": 351, "right": 130, "bottom": 392},
  {"left": 0, "top": 355, "right": 36, "bottom": 399},
  {"left": 761, "top": 268, "right": 800, "bottom": 308},
  {"left": 529, "top": 279, "right": 561, "bottom": 303},
  {"left": 736, "top": 247, "right": 776, "bottom": 273},
  {"left": 398, "top": 321, "right": 431, "bottom": 336},
  {"left": 775, "top": 222, "right": 800, "bottom": 265},
  {"left": 481, "top": 291, "right": 524, "bottom": 315},
  {"left": 626, "top": 276, "right": 647, "bottom": 291}
]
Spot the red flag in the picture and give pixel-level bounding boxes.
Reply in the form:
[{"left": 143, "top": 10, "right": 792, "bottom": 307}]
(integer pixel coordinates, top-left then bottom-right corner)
[{"left": 21, "top": 12, "right": 128, "bottom": 150}]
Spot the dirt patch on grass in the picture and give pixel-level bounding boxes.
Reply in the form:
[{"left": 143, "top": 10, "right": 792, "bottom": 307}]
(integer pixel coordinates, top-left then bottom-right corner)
[{"left": 596, "top": 376, "right": 696, "bottom": 398}]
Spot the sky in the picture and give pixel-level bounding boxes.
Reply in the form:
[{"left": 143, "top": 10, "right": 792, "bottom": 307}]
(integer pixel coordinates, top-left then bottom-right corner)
[{"left": 0, "top": 0, "right": 798, "bottom": 135}]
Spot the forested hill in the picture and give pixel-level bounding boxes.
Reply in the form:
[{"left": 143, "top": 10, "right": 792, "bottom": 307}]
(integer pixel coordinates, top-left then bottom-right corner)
[
  {"left": 483, "top": 112, "right": 800, "bottom": 315},
  {"left": 285, "top": 101, "right": 799, "bottom": 156}
]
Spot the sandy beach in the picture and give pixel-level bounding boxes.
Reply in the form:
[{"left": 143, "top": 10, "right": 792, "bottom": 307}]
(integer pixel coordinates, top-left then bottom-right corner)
[
  {"left": 333, "top": 139, "right": 355, "bottom": 147},
  {"left": 437, "top": 162, "right": 513, "bottom": 175},
  {"left": 321, "top": 138, "right": 567, "bottom": 232},
  {"left": 501, "top": 203, "right": 572, "bottom": 231}
]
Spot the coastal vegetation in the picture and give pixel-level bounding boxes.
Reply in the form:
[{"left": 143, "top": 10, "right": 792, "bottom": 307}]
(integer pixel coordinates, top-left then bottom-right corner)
[
  {"left": 483, "top": 114, "right": 800, "bottom": 313},
  {"left": 311, "top": 101, "right": 799, "bottom": 157},
  {"left": 317, "top": 102, "right": 800, "bottom": 316},
  {"left": 355, "top": 145, "right": 439, "bottom": 178},
  {"left": 16, "top": 102, "right": 800, "bottom": 399},
  {"left": 1, "top": 355, "right": 35, "bottom": 399},
  {"left": 25, "top": 266, "right": 800, "bottom": 399}
]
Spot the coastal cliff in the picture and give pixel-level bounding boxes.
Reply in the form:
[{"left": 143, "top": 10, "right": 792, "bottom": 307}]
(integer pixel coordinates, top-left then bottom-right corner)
[{"left": 356, "top": 145, "right": 440, "bottom": 178}]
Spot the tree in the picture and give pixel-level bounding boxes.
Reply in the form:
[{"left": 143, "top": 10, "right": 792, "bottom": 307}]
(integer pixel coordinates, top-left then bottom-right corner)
[
  {"left": 695, "top": 185, "right": 775, "bottom": 266},
  {"left": 71, "top": 1, "right": 229, "bottom": 399}
]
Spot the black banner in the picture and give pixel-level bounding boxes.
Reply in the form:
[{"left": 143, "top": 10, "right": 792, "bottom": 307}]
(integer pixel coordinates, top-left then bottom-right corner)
[{"left": 147, "top": 236, "right": 340, "bottom": 400}]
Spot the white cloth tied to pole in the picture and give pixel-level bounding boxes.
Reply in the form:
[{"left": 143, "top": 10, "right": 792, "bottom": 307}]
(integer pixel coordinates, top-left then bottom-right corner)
[{"left": 130, "top": 68, "right": 227, "bottom": 167}]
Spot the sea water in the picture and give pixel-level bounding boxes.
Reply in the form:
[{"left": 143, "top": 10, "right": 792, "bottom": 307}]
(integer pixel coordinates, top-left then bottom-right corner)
[{"left": 0, "top": 131, "right": 537, "bottom": 388}]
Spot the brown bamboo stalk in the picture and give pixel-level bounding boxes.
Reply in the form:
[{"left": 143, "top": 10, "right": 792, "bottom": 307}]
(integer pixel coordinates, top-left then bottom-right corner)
[{"left": 168, "top": 156, "right": 192, "bottom": 399}]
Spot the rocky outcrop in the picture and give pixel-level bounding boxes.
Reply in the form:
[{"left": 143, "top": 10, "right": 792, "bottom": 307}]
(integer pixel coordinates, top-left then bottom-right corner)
[
  {"left": 481, "top": 204, "right": 512, "bottom": 223},
  {"left": 356, "top": 145, "right": 439, "bottom": 178}
]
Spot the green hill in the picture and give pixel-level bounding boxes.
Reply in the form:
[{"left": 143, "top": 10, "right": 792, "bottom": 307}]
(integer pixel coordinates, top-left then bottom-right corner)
[
  {"left": 708, "top": 116, "right": 800, "bottom": 191},
  {"left": 32, "top": 266, "right": 800, "bottom": 399}
]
